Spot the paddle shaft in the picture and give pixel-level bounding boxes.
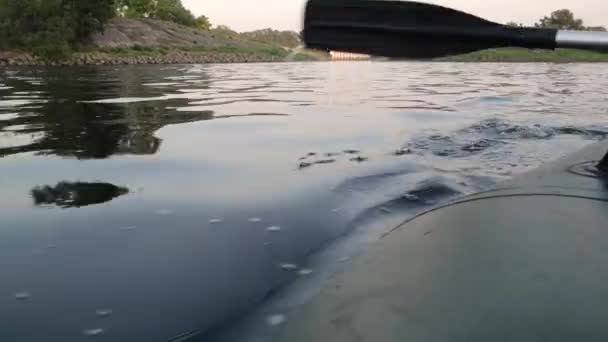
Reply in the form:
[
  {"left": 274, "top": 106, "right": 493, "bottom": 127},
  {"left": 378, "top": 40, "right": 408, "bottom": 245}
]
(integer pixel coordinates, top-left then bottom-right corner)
[
  {"left": 307, "top": 23, "right": 608, "bottom": 51},
  {"left": 307, "top": 22, "right": 558, "bottom": 49},
  {"left": 557, "top": 31, "right": 608, "bottom": 50},
  {"left": 304, "top": 0, "right": 608, "bottom": 56}
]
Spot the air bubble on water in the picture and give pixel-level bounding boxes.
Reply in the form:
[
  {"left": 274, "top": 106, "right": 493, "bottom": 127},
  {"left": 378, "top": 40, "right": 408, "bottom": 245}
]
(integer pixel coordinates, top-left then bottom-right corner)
[
  {"left": 266, "top": 314, "right": 287, "bottom": 326},
  {"left": 15, "top": 292, "right": 30, "bottom": 300},
  {"left": 298, "top": 269, "right": 313, "bottom": 276},
  {"left": 266, "top": 226, "right": 281, "bottom": 232},
  {"left": 331, "top": 208, "right": 342, "bottom": 213},
  {"left": 83, "top": 328, "right": 105, "bottom": 337},
  {"left": 156, "top": 209, "right": 174, "bottom": 216},
  {"left": 248, "top": 218, "right": 262, "bottom": 223},
  {"left": 208, "top": 219, "right": 224, "bottom": 224},
  {"left": 120, "top": 226, "right": 137, "bottom": 231},
  {"left": 339, "top": 257, "right": 350, "bottom": 263},
  {"left": 96, "top": 309, "right": 113, "bottom": 318},
  {"left": 280, "top": 263, "right": 298, "bottom": 271},
  {"left": 379, "top": 207, "right": 392, "bottom": 214}
]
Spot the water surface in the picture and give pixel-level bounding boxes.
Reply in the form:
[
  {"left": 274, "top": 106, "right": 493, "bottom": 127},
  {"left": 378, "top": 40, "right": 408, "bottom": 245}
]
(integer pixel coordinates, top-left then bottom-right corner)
[{"left": 1, "top": 62, "right": 608, "bottom": 342}]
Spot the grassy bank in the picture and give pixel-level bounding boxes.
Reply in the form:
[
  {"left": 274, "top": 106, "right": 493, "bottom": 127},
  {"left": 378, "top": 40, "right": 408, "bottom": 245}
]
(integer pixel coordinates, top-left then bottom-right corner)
[
  {"left": 439, "top": 48, "right": 608, "bottom": 63},
  {"left": 0, "top": 16, "right": 329, "bottom": 66},
  {"left": 94, "top": 45, "right": 327, "bottom": 61},
  {"left": 94, "top": 44, "right": 288, "bottom": 59},
  {"left": 0, "top": 46, "right": 329, "bottom": 66}
]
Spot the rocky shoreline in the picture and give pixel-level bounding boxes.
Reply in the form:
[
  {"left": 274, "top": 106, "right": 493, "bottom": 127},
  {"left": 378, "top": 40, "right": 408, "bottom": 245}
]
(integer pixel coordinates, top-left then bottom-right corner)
[{"left": 0, "top": 51, "right": 291, "bottom": 67}]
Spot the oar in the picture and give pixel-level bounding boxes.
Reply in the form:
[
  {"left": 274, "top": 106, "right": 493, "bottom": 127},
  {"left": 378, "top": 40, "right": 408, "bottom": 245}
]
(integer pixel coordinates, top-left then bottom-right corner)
[{"left": 303, "top": 0, "right": 608, "bottom": 58}]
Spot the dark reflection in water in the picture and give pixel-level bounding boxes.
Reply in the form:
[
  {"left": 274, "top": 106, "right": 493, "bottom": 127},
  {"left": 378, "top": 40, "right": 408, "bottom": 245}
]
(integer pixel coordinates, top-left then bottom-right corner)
[
  {"left": 31, "top": 181, "right": 129, "bottom": 208},
  {"left": 0, "top": 67, "right": 217, "bottom": 159}
]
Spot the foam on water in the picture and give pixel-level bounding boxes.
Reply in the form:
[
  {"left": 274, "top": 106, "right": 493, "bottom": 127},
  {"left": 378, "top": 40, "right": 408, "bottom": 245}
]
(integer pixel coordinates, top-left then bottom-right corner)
[
  {"left": 83, "top": 328, "right": 105, "bottom": 337},
  {"left": 14, "top": 292, "right": 30, "bottom": 300}
]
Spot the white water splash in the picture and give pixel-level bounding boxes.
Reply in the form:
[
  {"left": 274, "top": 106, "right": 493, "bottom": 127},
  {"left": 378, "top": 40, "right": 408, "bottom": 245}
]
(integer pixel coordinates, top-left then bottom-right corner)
[
  {"left": 266, "top": 314, "right": 287, "bottom": 326},
  {"left": 298, "top": 269, "right": 313, "bottom": 276},
  {"left": 96, "top": 309, "right": 113, "bottom": 318},
  {"left": 280, "top": 263, "right": 298, "bottom": 271},
  {"left": 83, "top": 328, "right": 105, "bottom": 337},
  {"left": 266, "top": 226, "right": 281, "bottom": 232}
]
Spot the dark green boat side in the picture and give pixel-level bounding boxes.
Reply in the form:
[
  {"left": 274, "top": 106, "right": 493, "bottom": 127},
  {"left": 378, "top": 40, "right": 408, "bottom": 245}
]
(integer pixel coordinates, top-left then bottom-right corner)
[{"left": 277, "top": 141, "right": 608, "bottom": 342}]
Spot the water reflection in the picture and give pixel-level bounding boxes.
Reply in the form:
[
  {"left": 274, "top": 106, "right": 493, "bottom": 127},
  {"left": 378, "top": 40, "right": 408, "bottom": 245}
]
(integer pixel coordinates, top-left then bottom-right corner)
[
  {"left": 31, "top": 181, "right": 129, "bottom": 208},
  {"left": 0, "top": 67, "right": 217, "bottom": 159}
]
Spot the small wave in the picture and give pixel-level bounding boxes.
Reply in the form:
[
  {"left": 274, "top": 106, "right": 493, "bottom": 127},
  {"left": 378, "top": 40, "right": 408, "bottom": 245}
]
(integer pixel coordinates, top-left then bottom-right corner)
[
  {"left": 351, "top": 177, "right": 466, "bottom": 228},
  {"left": 478, "top": 95, "right": 514, "bottom": 102},
  {"left": 85, "top": 96, "right": 170, "bottom": 104},
  {"left": 334, "top": 169, "right": 417, "bottom": 193},
  {"left": 384, "top": 105, "right": 455, "bottom": 112},
  {"left": 143, "top": 82, "right": 181, "bottom": 87},
  {"left": 396, "top": 178, "right": 465, "bottom": 206},
  {"left": 407, "top": 119, "right": 608, "bottom": 158}
]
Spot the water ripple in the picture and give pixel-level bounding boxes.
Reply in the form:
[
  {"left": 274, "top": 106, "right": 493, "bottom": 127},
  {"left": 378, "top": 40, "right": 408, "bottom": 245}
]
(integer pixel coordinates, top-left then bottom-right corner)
[{"left": 1, "top": 62, "right": 608, "bottom": 342}]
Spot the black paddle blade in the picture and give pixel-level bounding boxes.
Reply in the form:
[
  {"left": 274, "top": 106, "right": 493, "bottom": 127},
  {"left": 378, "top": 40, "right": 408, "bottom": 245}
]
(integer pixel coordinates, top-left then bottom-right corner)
[{"left": 304, "top": 0, "right": 557, "bottom": 59}]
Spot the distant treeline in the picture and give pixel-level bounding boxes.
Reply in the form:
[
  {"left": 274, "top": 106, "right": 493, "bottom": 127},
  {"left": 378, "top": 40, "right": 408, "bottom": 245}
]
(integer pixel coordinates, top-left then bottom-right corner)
[{"left": 507, "top": 9, "right": 606, "bottom": 31}]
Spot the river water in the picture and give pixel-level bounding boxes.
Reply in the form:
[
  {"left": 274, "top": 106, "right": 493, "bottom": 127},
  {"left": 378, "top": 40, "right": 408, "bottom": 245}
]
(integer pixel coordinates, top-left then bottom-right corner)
[{"left": 1, "top": 62, "right": 608, "bottom": 342}]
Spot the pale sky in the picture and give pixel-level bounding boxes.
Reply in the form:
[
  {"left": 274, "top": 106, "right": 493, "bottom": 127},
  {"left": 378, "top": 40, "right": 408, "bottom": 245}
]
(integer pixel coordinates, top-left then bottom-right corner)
[{"left": 183, "top": 0, "right": 608, "bottom": 32}]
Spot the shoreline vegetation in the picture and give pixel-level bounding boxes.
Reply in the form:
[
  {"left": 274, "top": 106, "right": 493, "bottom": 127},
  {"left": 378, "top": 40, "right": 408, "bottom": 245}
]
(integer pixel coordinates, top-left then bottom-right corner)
[
  {"left": 0, "top": 0, "right": 329, "bottom": 66},
  {"left": 1, "top": 1, "right": 607, "bottom": 66},
  {"left": 437, "top": 48, "right": 608, "bottom": 63},
  {"left": 4, "top": 47, "right": 608, "bottom": 67},
  {"left": 0, "top": 46, "right": 329, "bottom": 67}
]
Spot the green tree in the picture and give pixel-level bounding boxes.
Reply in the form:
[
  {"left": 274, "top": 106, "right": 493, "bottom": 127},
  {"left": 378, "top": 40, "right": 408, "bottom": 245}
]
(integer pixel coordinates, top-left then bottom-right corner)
[
  {"left": 506, "top": 22, "right": 522, "bottom": 28},
  {"left": 119, "top": 0, "right": 155, "bottom": 18},
  {"left": 0, "top": 0, "right": 118, "bottom": 58},
  {"left": 69, "top": 0, "right": 118, "bottom": 40},
  {"left": 536, "top": 9, "right": 584, "bottom": 30},
  {"left": 196, "top": 15, "right": 211, "bottom": 30},
  {"left": 153, "top": 0, "right": 196, "bottom": 27},
  {"left": 116, "top": 0, "right": 196, "bottom": 27}
]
